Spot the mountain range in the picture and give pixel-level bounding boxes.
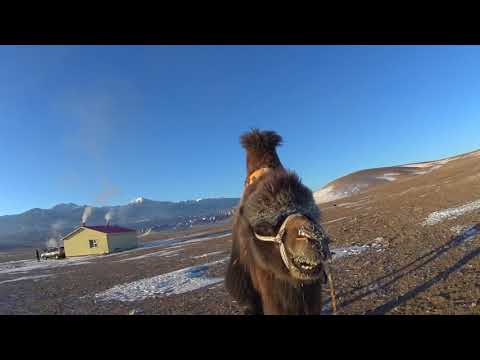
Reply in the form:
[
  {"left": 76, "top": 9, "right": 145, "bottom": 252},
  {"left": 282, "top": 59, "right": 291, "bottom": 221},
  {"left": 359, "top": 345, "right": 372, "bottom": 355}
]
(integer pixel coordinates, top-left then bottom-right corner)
[
  {"left": 4, "top": 147, "right": 480, "bottom": 250},
  {"left": 0, "top": 197, "right": 239, "bottom": 249}
]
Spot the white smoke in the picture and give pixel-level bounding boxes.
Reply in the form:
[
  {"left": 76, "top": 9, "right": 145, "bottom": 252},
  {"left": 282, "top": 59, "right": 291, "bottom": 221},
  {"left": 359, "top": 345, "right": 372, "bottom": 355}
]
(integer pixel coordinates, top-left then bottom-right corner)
[
  {"left": 82, "top": 206, "right": 93, "bottom": 224},
  {"left": 46, "top": 238, "right": 58, "bottom": 248},
  {"left": 105, "top": 209, "right": 114, "bottom": 224},
  {"left": 51, "top": 221, "right": 64, "bottom": 233},
  {"left": 45, "top": 221, "right": 65, "bottom": 248}
]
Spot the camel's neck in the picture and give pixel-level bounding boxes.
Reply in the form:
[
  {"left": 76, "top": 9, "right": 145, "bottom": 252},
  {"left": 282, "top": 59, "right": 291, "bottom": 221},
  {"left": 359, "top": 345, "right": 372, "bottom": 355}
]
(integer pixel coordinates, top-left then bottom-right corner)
[
  {"left": 265, "top": 277, "right": 323, "bottom": 315},
  {"left": 245, "top": 148, "right": 283, "bottom": 180},
  {"left": 250, "top": 264, "right": 323, "bottom": 315}
]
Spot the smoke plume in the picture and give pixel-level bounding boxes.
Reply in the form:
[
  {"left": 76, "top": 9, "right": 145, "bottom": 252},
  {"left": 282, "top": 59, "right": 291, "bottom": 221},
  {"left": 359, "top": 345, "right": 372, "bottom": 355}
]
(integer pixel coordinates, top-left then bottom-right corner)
[
  {"left": 82, "top": 206, "right": 93, "bottom": 224},
  {"left": 46, "top": 238, "right": 58, "bottom": 248},
  {"left": 105, "top": 208, "right": 114, "bottom": 224},
  {"left": 45, "top": 221, "right": 65, "bottom": 248}
]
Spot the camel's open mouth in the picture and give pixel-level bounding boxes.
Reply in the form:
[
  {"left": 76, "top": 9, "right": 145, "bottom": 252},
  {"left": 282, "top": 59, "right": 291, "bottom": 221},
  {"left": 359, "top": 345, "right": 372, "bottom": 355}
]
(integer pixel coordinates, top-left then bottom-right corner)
[{"left": 291, "top": 255, "right": 323, "bottom": 277}]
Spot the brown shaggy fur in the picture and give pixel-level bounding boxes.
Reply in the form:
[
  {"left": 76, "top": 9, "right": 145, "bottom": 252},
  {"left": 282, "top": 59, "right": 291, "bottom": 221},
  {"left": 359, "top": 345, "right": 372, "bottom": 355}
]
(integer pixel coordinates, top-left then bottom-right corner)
[
  {"left": 243, "top": 171, "right": 320, "bottom": 229},
  {"left": 226, "top": 130, "right": 325, "bottom": 315}
]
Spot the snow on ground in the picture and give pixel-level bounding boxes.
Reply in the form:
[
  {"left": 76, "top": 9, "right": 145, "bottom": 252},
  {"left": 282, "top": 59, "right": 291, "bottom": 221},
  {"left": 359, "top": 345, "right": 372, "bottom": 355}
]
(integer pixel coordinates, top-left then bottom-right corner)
[
  {"left": 422, "top": 199, "right": 480, "bottom": 226},
  {"left": 322, "top": 217, "right": 349, "bottom": 225},
  {"left": 138, "top": 229, "right": 152, "bottom": 237},
  {"left": 336, "top": 198, "right": 370, "bottom": 209},
  {"left": 192, "top": 251, "right": 225, "bottom": 259},
  {"left": 0, "top": 274, "right": 53, "bottom": 285},
  {"left": 0, "top": 231, "right": 231, "bottom": 279},
  {"left": 106, "top": 231, "right": 232, "bottom": 258},
  {"left": 114, "top": 249, "right": 183, "bottom": 263},
  {"left": 376, "top": 173, "right": 400, "bottom": 181},
  {"left": 331, "top": 237, "right": 386, "bottom": 260},
  {"left": 0, "top": 256, "right": 93, "bottom": 276},
  {"left": 94, "top": 257, "right": 229, "bottom": 302},
  {"left": 139, "top": 232, "right": 231, "bottom": 251},
  {"left": 0, "top": 259, "right": 27, "bottom": 266},
  {"left": 140, "top": 225, "right": 229, "bottom": 238},
  {"left": 102, "top": 236, "right": 388, "bottom": 304},
  {"left": 450, "top": 225, "right": 465, "bottom": 234},
  {"left": 314, "top": 185, "right": 344, "bottom": 204}
]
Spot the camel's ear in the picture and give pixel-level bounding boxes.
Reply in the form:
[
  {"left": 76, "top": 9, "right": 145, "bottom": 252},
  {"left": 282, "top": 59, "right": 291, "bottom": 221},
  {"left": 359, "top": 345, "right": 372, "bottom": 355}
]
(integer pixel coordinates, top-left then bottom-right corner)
[{"left": 240, "top": 129, "right": 282, "bottom": 151}]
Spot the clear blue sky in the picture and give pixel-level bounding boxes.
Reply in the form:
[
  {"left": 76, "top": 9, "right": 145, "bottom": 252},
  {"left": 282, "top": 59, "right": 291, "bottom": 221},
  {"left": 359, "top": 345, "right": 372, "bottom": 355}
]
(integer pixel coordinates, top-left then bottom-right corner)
[{"left": 1, "top": 45, "right": 479, "bottom": 215}]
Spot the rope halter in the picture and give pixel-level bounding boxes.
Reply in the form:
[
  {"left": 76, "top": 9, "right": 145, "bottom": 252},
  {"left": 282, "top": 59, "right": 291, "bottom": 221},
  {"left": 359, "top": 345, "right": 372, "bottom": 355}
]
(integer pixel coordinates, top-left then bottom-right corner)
[{"left": 253, "top": 213, "right": 332, "bottom": 272}]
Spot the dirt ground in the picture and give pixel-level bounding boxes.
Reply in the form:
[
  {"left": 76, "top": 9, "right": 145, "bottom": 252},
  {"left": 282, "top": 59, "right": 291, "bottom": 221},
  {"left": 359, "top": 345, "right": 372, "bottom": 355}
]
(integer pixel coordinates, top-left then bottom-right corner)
[{"left": 1, "top": 152, "right": 480, "bottom": 315}]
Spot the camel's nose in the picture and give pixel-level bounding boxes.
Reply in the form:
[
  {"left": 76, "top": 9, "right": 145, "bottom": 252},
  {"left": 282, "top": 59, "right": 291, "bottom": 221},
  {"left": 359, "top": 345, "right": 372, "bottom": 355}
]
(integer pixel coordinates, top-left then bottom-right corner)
[
  {"left": 291, "top": 236, "right": 323, "bottom": 258},
  {"left": 295, "top": 227, "right": 331, "bottom": 259}
]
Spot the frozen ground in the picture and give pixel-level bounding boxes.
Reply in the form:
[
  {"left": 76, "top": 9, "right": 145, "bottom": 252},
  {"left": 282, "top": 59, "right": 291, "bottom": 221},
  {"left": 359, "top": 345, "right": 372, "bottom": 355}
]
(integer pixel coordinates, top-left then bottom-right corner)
[
  {"left": 92, "top": 237, "right": 386, "bottom": 304},
  {"left": 192, "top": 251, "right": 226, "bottom": 259},
  {"left": 450, "top": 224, "right": 480, "bottom": 245},
  {"left": 94, "top": 257, "right": 229, "bottom": 302},
  {"left": 114, "top": 249, "right": 184, "bottom": 263},
  {"left": 0, "top": 256, "right": 94, "bottom": 276},
  {"left": 0, "top": 231, "right": 232, "bottom": 289},
  {"left": 133, "top": 231, "right": 231, "bottom": 252},
  {"left": 0, "top": 274, "right": 53, "bottom": 285},
  {"left": 322, "top": 217, "right": 349, "bottom": 225},
  {"left": 331, "top": 238, "right": 386, "bottom": 260}
]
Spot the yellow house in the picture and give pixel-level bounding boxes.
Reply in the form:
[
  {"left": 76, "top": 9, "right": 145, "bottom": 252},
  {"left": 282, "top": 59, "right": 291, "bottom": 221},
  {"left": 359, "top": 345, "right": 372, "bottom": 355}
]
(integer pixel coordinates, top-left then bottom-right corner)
[{"left": 63, "top": 225, "right": 138, "bottom": 257}]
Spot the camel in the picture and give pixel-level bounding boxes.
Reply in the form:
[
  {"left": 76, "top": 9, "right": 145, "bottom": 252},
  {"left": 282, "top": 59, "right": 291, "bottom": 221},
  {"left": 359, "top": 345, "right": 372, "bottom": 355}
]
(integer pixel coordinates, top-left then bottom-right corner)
[{"left": 225, "top": 129, "right": 334, "bottom": 315}]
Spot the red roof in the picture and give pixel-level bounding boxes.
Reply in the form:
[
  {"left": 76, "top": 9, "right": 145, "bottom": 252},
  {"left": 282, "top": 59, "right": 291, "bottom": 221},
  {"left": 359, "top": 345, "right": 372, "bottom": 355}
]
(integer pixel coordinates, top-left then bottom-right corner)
[{"left": 83, "top": 225, "right": 135, "bottom": 234}]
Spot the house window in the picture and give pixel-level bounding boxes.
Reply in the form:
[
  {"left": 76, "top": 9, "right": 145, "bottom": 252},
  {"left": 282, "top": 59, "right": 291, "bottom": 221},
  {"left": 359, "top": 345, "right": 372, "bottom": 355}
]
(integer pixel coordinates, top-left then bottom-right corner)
[{"left": 89, "top": 239, "right": 98, "bottom": 248}]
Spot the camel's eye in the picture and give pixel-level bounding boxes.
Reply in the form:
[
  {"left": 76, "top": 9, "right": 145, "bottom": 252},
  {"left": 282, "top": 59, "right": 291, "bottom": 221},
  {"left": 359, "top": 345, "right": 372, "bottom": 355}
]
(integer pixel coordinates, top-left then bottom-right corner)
[{"left": 253, "top": 222, "right": 276, "bottom": 237}]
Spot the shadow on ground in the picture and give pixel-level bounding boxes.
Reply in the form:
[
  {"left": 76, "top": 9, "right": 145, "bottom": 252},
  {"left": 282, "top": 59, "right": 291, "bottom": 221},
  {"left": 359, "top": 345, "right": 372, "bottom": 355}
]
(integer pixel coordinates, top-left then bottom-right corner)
[{"left": 337, "top": 224, "right": 480, "bottom": 314}]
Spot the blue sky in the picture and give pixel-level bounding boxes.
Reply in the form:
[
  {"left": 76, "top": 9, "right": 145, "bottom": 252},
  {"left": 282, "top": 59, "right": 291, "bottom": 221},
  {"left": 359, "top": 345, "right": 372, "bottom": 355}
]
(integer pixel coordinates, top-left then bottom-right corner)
[{"left": 0, "top": 45, "right": 479, "bottom": 215}]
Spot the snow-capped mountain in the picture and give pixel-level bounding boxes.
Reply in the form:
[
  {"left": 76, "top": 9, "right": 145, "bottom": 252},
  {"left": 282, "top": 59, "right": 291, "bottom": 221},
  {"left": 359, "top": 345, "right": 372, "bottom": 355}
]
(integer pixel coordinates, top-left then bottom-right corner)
[
  {"left": 0, "top": 197, "right": 239, "bottom": 249},
  {"left": 129, "top": 197, "right": 150, "bottom": 205},
  {"left": 130, "top": 197, "right": 145, "bottom": 204}
]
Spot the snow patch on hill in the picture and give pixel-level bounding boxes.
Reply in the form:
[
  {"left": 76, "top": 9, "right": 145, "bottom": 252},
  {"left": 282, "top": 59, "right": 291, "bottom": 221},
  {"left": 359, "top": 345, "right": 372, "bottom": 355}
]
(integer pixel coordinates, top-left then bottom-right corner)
[
  {"left": 314, "top": 184, "right": 362, "bottom": 204},
  {"left": 422, "top": 199, "right": 480, "bottom": 226},
  {"left": 411, "top": 164, "right": 443, "bottom": 175},
  {"left": 376, "top": 173, "right": 400, "bottom": 181}
]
